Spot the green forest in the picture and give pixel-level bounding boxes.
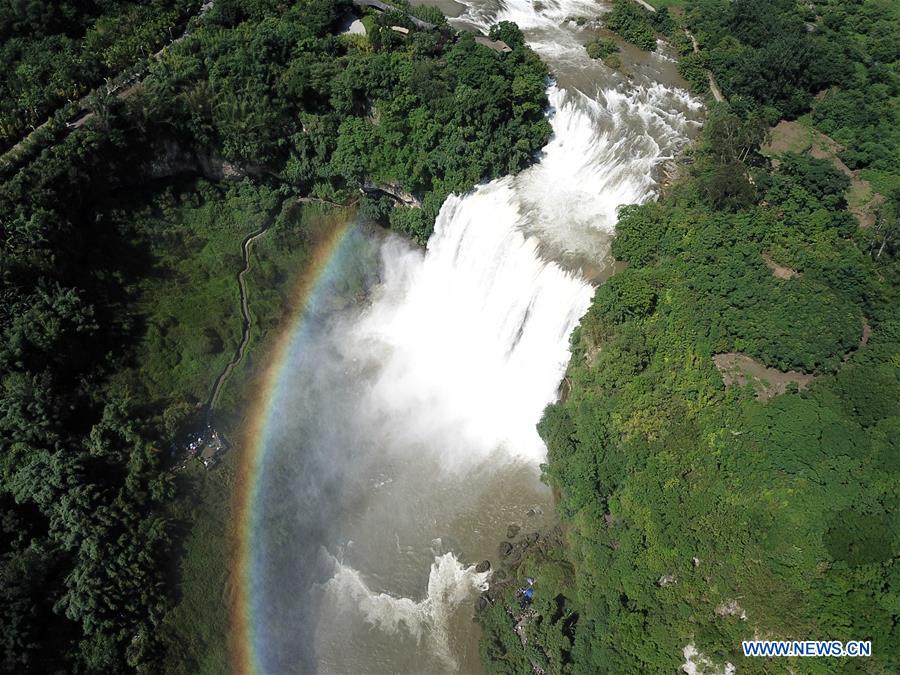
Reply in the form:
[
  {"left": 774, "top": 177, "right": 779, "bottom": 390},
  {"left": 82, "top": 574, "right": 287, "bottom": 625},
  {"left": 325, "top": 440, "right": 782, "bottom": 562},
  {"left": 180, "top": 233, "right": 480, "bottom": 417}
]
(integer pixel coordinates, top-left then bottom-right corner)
[
  {"left": 0, "top": 0, "right": 552, "bottom": 671},
  {"left": 0, "top": 0, "right": 201, "bottom": 149},
  {"left": 480, "top": 1, "right": 898, "bottom": 673}
]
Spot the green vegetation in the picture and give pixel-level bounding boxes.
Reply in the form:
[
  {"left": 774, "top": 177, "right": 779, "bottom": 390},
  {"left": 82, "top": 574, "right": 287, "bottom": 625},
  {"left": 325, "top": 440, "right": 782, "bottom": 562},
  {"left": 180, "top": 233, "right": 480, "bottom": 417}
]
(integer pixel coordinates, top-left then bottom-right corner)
[
  {"left": 585, "top": 37, "right": 619, "bottom": 61},
  {"left": 680, "top": 0, "right": 899, "bottom": 249},
  {"left": 384, "top": 0, "right": 449, "bottom": 27},
  {"left": 159, "top": 458, "right": 234, "bottom": 674},
  {"left": 0, "top": 0, "right": 553, "bottom": 671},
  {"left": 141, "top": 2, "right": 550, "bottom": 242},
  {"left": 480, "top": 543, "right": 579, "bottom": 674},
  {"left": 0, "top": 0, "right": 200, "bottom": 149},
  {"left": 595, "top": 1, "right": 692, "bottom": 57},
  {"left": 0, "top": 142, "right": 299, "bottom": 671},
  {"left": 647, "top": 0, "right": 688, "bottom": 9},
  {"left": 482, "top": 1, "right": 899, "bottom": 674},
  {"left": 155, "top": 196, "right": 352, "bottom": 674},
  {"left": 103, "top": 180, "right": 280, "bottom": 407},
  {"left": 685, "top": 0, "right": 898, "bottom": 149},
  {"left": 604, "top": 0, "right": 658, "bottom": 51}
]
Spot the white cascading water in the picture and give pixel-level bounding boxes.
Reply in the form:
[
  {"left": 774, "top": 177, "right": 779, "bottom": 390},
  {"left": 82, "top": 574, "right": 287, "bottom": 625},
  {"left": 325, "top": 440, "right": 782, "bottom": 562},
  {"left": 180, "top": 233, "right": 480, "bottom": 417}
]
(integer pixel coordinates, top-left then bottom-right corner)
[
  {"left": 324, "top": 553, "right": 491, "bottom": 668},
  {"left": 518, "top": 84, "right": 700, "bottom": 267},
  {"left": 350, "top": 181, "right": 594, "bottom": 465},
  {"left": 302, "top": 1, "right": 704, "bottom": 671}
]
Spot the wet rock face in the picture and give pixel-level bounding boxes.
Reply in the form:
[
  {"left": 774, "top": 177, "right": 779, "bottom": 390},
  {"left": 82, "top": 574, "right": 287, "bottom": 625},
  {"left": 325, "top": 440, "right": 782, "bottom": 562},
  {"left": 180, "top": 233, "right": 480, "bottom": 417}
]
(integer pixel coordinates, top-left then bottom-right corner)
[
  {"left": 144, "top": 138, "right": 258, "bottom": 183},
  {"left": 499, "top": 541, "right": 514, "bottom": 558},
  {"left": 476, "top": 560, "right": 492, "bottom": 573},
  {"left": 507, "top": 524, "right": 521, "bottom": 539},
  {"left": 361, "top": 180, "right": 422, "bottom": 207}
]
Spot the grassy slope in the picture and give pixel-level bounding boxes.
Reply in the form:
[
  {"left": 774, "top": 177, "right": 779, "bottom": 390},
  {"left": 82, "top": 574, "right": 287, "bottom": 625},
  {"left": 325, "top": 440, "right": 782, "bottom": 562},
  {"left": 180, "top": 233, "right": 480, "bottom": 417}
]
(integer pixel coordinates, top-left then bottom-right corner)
[
  {"left": 87, "top": 178, "right": 270, "bottom": 672},
  {"left": 160, "top": 458, "right": 236, "bottom": 674},
  {"left": 96, "top": 179, "right": 272, "bottom": 409},
  {"left": 129, "top": 192, "right": 355, "bottom": 673}
]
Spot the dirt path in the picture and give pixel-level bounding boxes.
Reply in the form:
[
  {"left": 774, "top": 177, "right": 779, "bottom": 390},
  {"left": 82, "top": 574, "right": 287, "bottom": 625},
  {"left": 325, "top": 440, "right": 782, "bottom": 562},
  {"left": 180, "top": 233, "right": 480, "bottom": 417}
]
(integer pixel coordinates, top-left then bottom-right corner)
[
  {"left": 205, "top": 196, "right": 356, "bottom": 421},
  {"left": 206, "top": 217, "right": 275, "bottom": 419},
  {"left": 685, "top": 30, "right": 724, "bottom": 103}
]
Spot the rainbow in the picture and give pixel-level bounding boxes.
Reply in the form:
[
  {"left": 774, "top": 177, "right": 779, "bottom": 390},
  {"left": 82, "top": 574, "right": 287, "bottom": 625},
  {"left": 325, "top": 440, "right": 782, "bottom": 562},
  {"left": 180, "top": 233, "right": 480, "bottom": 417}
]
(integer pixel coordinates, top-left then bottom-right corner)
[{"left": 230, "top": 212, "right": 357, "bottom": 675}]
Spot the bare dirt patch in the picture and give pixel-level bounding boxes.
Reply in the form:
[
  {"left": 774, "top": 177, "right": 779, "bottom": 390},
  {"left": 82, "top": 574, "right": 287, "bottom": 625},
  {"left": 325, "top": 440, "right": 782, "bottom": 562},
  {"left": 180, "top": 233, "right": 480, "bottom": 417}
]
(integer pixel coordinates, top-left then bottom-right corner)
[
  {"left": 762, "top": 121, "right": 882, "bottom": 228},
  {"left": 763, "top": 120, "right": 811, "bottom": 156},
  {"left": 713, "top": 353, "right": 815, "bottom": 401},
  {"left": 762, "top": 253, "right": 799, "bottom": 280},
  {"left": 861, "top": 318, "right": 871, "bottom": 347}
]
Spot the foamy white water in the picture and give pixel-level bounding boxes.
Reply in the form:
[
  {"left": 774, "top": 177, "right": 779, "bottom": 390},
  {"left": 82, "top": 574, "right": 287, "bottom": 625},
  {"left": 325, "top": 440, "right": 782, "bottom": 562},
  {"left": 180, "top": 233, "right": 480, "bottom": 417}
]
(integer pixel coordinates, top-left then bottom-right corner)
[
  {"left": 519, "top": 84, "right": 700, "bottom": 266},
  {"left": 257, "top": 2, "right": 704, "bottom": 672},
  {"left": 323, "top": 553, "right": 490, "bottom": 670},
  {"left": 349, "top": 181, "right": 593, "bottom": 466}
]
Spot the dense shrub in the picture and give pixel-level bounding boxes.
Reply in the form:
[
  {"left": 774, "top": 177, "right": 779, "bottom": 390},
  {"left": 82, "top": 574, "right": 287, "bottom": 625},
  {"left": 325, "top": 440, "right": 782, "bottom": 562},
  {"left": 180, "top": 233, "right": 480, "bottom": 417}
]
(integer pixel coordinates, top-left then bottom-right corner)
[
  {"left": 604, "top": 0, "right": 657, "bottom": 51},
  {"left": 482, "top": 3, "right": 899, "bottom": 672},
  {"left": 585, "top": 37, "right": 619, "bottom": 60}
]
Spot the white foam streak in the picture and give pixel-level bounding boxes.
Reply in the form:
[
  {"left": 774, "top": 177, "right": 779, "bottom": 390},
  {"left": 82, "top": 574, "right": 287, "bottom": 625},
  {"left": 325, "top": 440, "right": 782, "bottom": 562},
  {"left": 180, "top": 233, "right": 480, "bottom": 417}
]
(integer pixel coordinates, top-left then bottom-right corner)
[{"left": 324, "top": 553, "right": 490, "bottom": 669}]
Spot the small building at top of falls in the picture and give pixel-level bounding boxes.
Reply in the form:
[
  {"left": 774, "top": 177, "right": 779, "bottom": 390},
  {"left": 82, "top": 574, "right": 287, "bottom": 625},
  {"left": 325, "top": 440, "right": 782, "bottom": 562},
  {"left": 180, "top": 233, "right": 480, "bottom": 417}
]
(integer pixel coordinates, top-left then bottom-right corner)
[{"left": 474, "top": 35, "right": 512, "bottom": 53}]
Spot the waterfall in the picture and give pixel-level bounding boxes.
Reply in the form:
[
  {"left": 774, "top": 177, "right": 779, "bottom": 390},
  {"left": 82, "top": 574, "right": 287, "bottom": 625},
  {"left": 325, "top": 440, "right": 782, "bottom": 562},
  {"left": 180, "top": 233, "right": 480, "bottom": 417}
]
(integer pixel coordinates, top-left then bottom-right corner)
[
  {"left": 312, "top": 80, "right": 699, "bottom": 670},
  {"left": 254, "top": 1, "right": 704, "bottom": 671},
  {"left": 349, "top": 182, "right": 593, "bottom": 467},
  {"left": 344, "top": 81, "right": 700, "bottom": 469}
]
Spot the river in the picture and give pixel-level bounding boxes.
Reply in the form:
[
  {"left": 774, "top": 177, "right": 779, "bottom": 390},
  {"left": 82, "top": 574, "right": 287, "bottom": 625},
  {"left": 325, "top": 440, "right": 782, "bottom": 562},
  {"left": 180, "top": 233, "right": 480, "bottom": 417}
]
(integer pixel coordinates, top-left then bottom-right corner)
[{"left": 250, "top": 1, "right": 702, "bottom": 672}]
